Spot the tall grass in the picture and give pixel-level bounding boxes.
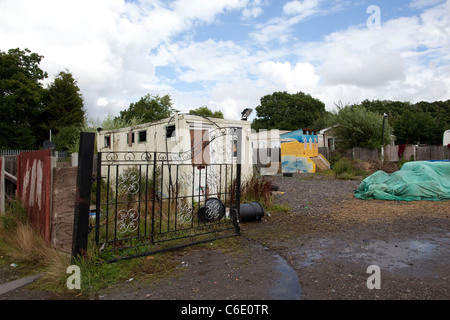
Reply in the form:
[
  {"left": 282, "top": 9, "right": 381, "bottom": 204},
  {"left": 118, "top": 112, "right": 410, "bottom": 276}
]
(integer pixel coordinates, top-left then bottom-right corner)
[
  {"left": 0, "top": 198, "right": 70, "bottom": 288},
  {"left": 332, "top": 157, "right": 368, "bottom": 180},
  {"left": 240, "top": 176, "right": 273, "bottom": 208}
]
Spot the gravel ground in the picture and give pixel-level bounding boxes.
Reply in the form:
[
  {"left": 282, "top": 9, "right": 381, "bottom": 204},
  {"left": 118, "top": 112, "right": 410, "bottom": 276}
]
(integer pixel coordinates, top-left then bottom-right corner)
[
  {"left": 264, "top": 173, "right": 450, "bottom": 300},
  {"left": 1, "top": 173, "right": 449, "bottom": 302}
]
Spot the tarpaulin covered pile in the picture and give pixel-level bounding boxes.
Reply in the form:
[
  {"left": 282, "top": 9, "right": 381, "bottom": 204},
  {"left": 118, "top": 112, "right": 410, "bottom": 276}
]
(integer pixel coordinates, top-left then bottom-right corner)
[{"left": 354, "top": 161, "right": 450, "bottom": 201}]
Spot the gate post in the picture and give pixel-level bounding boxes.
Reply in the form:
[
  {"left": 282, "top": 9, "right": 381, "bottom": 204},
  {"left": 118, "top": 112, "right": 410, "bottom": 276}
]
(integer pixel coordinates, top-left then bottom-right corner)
[
  {"left": 234, "top": 128, "right": 242, "bottom": 232},
  {"left": 71, "top": 132, "right": 95, "bottom": 262},
  {"left": 95, "top": 152, "right": 102, "bottom": 246}
]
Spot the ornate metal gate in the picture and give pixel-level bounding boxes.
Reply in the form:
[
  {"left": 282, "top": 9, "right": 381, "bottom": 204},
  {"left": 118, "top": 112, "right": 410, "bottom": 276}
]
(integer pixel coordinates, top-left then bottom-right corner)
[{"left": 92, "top": 127, "right": 242, "bottom": 262}]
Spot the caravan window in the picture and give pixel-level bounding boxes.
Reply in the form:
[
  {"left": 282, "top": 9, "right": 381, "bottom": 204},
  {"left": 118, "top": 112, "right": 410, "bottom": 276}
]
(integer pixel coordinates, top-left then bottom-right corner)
[
  {"left": 166, "top": 125, "right": 176, "bottom": 138},
  {"left": 104, "top": 135, "right": 111, "bottom": 148},
  {"left": 138, "top": 130, "right": 147, "bottom": 143},
  {"left": 127, "top": 132, "right": 135, "bottom": 146}
]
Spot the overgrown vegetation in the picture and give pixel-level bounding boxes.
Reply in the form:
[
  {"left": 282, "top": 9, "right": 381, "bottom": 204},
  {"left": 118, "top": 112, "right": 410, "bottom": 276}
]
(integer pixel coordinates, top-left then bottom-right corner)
[
  {"left": 0, "top": 197, "right": 191, "bottom": 294},
  {"left": 0, "top": 198, "right": 70, "bottom": 288},
  {"left": 0, "top": 197, "right": 27, "bottom": 231},
  {"left": 329, "top": 157, "right": 369, "bottom": 180},
  {"left": 331, "top": 105, "right": 393, "bottom": 149},
  {"left": 240, "top": 175, "right": 273, "bottom": 208},
  {"left": 239, "top": 174, "right": 295, "bottom": 216}
]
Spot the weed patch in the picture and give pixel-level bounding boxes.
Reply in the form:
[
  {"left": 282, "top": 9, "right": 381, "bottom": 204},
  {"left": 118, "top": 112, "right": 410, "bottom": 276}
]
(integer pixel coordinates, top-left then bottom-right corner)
[
  {"left": 240, "top": 176, "right": 273, "bottom": 208},
  {"left": 332, "top": 157, "right": 368, "bottom": 180},
  {"left": 0, "top": 197, "right": 27, "bottom": 231}
]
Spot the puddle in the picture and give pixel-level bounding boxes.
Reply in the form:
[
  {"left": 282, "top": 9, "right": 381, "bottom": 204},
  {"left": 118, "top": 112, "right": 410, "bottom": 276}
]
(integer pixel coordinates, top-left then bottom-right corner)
[
  {"left": 291, "top": 237, "right": 447, "bottom": 275},
  {"left": 357, "top": 239, "right": 440, "bottom": 272},
  {"left": 269, "top": 253, "right": 301, "bottom": 300}
]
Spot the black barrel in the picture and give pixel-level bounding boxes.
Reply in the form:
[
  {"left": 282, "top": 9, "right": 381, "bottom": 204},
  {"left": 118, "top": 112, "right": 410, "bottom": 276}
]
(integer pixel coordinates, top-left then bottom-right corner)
[
  {"left": 197, "top": 198, "right": 225, "bottom": 222},
  {"left": 239, "top": 202, "right": 265, "bottom": 222}
]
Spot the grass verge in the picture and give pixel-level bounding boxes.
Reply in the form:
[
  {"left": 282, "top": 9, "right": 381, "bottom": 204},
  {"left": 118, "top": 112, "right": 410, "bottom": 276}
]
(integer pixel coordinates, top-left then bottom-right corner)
[{"left": 0, "top": 198, "right": 245, "bottom": 295}]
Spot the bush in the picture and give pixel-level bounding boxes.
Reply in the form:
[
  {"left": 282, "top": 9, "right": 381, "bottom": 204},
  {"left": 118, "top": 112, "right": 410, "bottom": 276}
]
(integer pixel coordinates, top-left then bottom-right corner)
[
  {"left": 1, "top": 197, "right": 27, "bottom": 231},
  {"left": 333, "top": 157, "right": 353, "bottom": 175},
  {"left": 332, "top": 157, "right": 368, "bottom": 180}
]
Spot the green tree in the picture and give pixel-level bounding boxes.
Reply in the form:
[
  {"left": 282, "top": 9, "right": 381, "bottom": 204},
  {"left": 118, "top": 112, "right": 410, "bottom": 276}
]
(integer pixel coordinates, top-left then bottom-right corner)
[
  {"left": 51, "top": 125, "right": 80, "bottom": 151},
  {"left": 252, "top": 91, "right": 327, "bottom": 131},
  {"left": 42, "top": 71, "right": 85, "bottom": 149},
  {"left": 189, "top": 106, "right": 224, "bottom": 119},
  {"left": 0, "top": 48, "right": 48, "bottom": 149},
  {"left": 331, "top": 105, "right": 393, "bottom": 149},
  {"left": 117, "top": 93, "right": 174, "bottom": 124},
  {"left": 356, "top": 99, "right": 449, "bottom": 145},
  {"left": 394, "top": 108, "right": 444, "bottom": 145},
  {"left": 44, "top": 71, "right": 85, "bottom": 128}
]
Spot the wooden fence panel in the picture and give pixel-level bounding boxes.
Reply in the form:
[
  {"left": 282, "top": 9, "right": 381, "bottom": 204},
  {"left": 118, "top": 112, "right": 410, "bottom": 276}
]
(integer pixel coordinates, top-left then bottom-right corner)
[
  {"left": 353, "top": 147, "right": 379, "bottom": 161},
  {"left": 417, "top": 146, "right": 430, "bottom": 160},
  {"left": 16, "top": 149, "right": 55, "bottom": 243},
  {"left": 3, "top": 156, "right": 17, "bottom": 195},
  {"left": 415, "top": 146, "right": 446, "bottom": 161},
  {"left": 324, "top": 145, "right": 448, "bottom": 162},
  {"left": 51, "top": 167, "right": 77, "bottom": 253},
  {"left": 386, "top": 145, "right": 415, "bottom": 162},
  {"left": 385, "top": 145, "right": 399, "bottom": 162},
  {"left": 402, "top": 145, "right": 415, "bottom": 161}
]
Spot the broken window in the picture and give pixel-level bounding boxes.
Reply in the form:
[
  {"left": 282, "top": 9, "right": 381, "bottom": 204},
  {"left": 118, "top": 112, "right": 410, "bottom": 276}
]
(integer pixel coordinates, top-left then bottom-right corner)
[
  {"left": 138, "top": 130, "right": 147, "bottom": 143},
  {"left": 104, "top": 135, "right": 111, "bottom": 148},
  {"left": 166, "top": 125, "right": 176, "bottom": 138}
]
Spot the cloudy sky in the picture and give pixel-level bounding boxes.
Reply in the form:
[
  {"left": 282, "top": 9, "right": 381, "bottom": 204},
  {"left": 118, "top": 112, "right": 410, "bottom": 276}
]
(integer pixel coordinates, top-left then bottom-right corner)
[{"left": 1, "top": 0, "right": 449, "bottom": 122}]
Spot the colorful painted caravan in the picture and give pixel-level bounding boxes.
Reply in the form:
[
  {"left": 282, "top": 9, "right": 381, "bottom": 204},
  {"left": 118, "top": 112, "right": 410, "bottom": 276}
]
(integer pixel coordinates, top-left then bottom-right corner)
[{"left": 281, "top": 129, "right": 329, "bottom": 173}]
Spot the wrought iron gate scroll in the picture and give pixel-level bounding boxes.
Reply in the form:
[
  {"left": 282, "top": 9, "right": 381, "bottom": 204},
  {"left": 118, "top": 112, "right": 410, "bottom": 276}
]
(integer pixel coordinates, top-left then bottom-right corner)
[{"left": 93, "top": 127, "right": 241, "bottom": 262}]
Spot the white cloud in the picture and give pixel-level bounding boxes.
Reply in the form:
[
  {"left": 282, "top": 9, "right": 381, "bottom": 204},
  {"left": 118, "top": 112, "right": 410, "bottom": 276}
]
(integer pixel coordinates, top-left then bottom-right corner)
[
  {"left": 303, "top": 0, "right": 450, "bottom": 107},
  {"left": 249, "top": 0, "right": 322, "bottom": 45},
  {"left": 0, "top": 0, "right": 251, "bottom": 120},
  {"left": 155, "top": 40, "right": 251, "bottom": 83},
  {"left": 282, "top": 0, "right": 319, "bottom": 17},
  {"left": 97, "top": 97, "right": 109, "bottom": 107},
  {"left": 242, "top": 6, "right": 264, "bottom": 20},
  {"left": 257, "top": 60, "right": 320, "bottom": 92},
  {"left": 318, "top": 44, "right": 405, "bottom": 86},
  {"left": 172, "top": 0, "right": 248, "bottom": 22},
  {"left": 1, "top": 0, "right": 449, "bottom": 123}
]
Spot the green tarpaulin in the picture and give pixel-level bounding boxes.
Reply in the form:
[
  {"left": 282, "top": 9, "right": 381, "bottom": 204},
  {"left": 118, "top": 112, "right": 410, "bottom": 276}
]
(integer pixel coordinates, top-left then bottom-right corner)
[{"left": 354, "top": 161, "right": 450, "bottom": 201}]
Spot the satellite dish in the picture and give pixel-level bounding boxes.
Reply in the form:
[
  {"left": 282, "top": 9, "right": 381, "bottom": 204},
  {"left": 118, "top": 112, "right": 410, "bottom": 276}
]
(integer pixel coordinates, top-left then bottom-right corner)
[{"left": 43, "top": 140, "right": 56, "bottom": 150}]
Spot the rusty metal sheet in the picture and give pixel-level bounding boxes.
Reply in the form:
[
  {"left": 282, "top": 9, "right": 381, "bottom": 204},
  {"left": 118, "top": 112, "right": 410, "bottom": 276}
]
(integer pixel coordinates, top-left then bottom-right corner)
[{"left": 16, "top": 149, "right": 53, "bottom": 243}]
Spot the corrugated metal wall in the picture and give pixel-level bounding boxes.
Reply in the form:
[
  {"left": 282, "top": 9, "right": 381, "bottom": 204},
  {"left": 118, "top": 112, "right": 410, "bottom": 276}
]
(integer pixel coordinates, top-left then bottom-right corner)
[{"left": 16, "top": 149, "right": 55, "bottom": 243}]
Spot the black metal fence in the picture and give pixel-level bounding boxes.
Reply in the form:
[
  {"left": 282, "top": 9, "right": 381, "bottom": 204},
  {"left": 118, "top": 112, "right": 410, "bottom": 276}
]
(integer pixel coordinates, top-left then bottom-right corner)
[{"left": 91, "top": 128, "right": 242, "bottom": 262}]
